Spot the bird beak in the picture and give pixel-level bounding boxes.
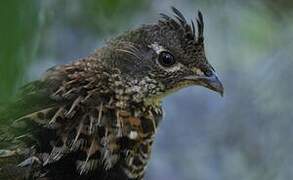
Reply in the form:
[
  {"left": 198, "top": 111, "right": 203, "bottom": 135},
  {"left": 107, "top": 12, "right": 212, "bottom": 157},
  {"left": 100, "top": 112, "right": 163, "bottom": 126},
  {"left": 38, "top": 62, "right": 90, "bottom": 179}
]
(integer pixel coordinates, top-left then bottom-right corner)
[{"left": 184, "top": 71, "right": 224, "bottom": 97}]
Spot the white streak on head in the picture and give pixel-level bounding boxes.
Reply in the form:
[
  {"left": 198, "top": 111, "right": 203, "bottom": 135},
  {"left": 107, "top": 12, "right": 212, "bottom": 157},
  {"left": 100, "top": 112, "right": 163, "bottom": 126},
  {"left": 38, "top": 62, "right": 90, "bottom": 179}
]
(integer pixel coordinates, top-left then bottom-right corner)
[
  {"left": 148, "top": 42, "right": 166, "bottom": 54},
  {"left": 165, "top": 63, "right": 184, "bottom": 72}
]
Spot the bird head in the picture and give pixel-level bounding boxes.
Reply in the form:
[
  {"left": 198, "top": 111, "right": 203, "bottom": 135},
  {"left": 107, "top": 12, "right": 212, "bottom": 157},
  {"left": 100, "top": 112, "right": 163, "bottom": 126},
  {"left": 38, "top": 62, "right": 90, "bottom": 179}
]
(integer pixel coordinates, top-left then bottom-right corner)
[{"left": 105, "top": 7, "right": 223, "bottom": 102}]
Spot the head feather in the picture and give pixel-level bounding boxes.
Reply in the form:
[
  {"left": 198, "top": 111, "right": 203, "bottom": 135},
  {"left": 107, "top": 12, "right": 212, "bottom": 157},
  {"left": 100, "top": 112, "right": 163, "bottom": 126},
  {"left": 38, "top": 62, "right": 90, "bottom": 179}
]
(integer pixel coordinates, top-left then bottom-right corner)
[
  {"left": 196, "top": 11, "right": 204, "bottom": 43},
  {"left": 171, "top": 6, "right": 187, "bottom": 24},
  {"left": 160, "top": 7, "right": 205, "bottom": 44}
]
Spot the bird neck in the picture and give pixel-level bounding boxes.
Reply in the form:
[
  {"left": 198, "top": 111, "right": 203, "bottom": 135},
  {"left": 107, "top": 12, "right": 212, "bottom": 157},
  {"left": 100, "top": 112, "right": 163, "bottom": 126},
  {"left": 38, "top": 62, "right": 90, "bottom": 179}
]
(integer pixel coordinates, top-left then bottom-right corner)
[{"left": 108, "top": 74, "right": 164, "bottom": 108}]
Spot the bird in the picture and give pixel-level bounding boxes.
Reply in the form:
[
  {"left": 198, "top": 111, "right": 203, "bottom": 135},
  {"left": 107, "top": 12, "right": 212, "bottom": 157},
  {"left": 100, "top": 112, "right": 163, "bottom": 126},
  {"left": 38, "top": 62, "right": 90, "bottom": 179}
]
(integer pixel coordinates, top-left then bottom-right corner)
[{"left": 0, "top": 6, "right": 223, "bottom": 180}]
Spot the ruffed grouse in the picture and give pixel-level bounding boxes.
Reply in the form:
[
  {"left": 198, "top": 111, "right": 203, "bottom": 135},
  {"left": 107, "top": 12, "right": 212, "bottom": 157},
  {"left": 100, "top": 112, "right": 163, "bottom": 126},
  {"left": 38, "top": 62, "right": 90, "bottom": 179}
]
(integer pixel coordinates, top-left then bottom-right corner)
[{"left": 0, "top": 7, "right": 223, "bottom": 180}]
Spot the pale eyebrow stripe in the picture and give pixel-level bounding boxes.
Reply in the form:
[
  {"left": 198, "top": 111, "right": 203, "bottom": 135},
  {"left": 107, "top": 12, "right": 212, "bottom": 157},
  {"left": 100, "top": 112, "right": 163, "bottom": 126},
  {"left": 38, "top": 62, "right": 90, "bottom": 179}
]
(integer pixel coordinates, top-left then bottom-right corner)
[{"left": 148, "top": 42, "right": 167, "bottom": 54}]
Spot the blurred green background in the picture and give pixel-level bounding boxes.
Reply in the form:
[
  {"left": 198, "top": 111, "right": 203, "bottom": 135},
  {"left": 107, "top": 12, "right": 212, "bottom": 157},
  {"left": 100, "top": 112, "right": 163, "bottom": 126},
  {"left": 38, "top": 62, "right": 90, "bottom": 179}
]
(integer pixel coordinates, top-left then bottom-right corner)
[{"left": 0, "top": 0, "right": 293, "bottom": 179}]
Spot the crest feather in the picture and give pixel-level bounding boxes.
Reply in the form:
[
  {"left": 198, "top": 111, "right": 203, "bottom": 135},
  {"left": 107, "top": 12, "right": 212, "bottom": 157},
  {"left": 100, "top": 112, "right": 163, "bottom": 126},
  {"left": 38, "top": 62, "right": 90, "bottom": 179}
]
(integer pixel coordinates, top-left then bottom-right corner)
[
  {"left": 160, "top": 7, "right": 205, "bottom": 44},
  {"left": 196, "top": 11, "right": 204, "bottom": 43}
]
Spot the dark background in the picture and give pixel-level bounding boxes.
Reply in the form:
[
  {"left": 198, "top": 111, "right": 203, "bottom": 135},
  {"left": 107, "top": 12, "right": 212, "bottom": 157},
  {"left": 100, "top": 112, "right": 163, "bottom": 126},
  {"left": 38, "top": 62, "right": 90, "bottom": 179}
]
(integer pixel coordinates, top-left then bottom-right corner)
[{"left": 0, "top": 0, "right": 293, "bottom": 179}]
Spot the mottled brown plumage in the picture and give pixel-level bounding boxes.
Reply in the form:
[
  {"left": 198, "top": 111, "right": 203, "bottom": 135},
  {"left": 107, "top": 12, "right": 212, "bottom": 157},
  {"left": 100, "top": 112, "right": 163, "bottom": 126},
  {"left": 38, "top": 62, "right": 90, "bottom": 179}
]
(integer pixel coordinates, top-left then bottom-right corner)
[{"left": 0, "top": 7, "right": 223, "bottom": 180}]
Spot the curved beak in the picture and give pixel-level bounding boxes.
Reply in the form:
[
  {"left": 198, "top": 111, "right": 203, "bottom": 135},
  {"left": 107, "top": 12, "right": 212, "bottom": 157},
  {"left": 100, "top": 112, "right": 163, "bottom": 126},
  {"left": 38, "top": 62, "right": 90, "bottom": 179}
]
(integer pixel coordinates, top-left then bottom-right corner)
[
  {"left": 202, "top": 72, "right": 224, "bottom": 96},
  {"left": 184, "top": 71, "right": 224, "bottom": 97}
]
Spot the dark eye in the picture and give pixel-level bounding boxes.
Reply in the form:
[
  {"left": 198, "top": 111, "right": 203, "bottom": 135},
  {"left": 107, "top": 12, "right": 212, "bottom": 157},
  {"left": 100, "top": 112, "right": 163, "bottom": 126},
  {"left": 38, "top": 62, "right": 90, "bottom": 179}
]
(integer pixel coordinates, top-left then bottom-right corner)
[
  {"left": 204, "top": 69, "right": 213, "bottom": 77},
  {"left": 158, "top": 51, "right": 176, "bottom": 67}
]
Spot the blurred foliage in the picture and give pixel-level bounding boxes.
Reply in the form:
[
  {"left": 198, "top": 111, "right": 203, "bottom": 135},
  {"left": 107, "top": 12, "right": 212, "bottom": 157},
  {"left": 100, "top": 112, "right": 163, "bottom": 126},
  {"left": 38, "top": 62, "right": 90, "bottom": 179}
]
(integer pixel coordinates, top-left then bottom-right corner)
[
  {"left": 43, "top": 0, "right": 149, "bottom": 35},
  {"left": 79, "top": 0, "right": 149, "bottom": 34},
  {"left": 0, "top": 0, "right": 149, "bottom": 103},
  {"left": 0, "top": 0, "right": 40, "bottom": 103}
]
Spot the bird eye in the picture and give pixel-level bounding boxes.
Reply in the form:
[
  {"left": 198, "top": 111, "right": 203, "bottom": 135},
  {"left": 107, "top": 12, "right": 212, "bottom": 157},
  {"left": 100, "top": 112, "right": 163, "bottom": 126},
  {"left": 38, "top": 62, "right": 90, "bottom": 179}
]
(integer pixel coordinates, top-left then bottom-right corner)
[
  {"left": 158, "top": 51, "right": 176, "bottom": 67},
  {"left": 204, "top": 69, "right": 213, "bottom": 77}
]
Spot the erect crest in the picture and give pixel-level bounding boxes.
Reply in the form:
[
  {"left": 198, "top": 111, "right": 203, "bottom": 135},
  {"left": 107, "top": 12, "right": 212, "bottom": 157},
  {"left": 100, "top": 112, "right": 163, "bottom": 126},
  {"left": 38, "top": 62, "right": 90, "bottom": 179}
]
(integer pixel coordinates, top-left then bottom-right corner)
[{"left": 159, "top": 6, "right": 205, "bottom": 44}]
